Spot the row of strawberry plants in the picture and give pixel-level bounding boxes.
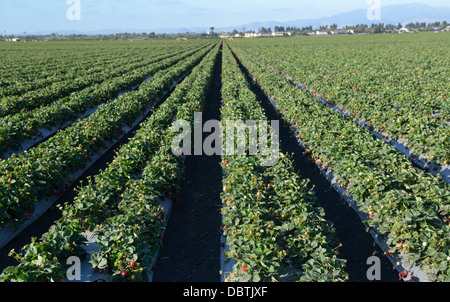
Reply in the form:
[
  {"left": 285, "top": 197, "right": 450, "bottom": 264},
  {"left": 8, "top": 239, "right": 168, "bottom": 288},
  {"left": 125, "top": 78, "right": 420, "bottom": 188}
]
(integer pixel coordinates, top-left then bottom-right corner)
[
  {"left": 233, "top": 35, "right": 449, "bottom": 119},
  {"left": 230, "top": 44, "right": 450, "bottom": 281},
  {"left": 232, "top": 46, "right": 449, "bottom": 183},
  {"left": 220, "top": 44, "right": 347, "bottom": 282},
  {"left": 0, "top": 43, "right": 206, "bottom": 119},
  {"left": 0, "top": 51, "right": 132, "bottom": 98},
  {"left": 62, "top": 41, "right": 219, "bottom": 233},
  {"left": 0, "top": 45, "right": 115, "bottom": 88},
  {"left": 87, "top": 44, "right": 220, "bottom": 281},
  {"left": 0, "top": 41, "right": 220, "bottom": 282},
  {"left": 0, "top": 44, "right": 207, "bottom": 157},
  {"left": 0, "top": 40, "right": 187, "bottom": 92},
  {"left": 0, "top": 45, "right": 166, "bottom": 99},
  {"left": 0, "top": 53, "right": 148, "bottom": 117},
  {"left": 0, "top": 42, "right": 216, "bottom": 230},
  {"left": 258, "top": 48, "right": 449, "bottom": 167},
  {"left": 230, "top": 37, "right": 449, "bottom": 166}
]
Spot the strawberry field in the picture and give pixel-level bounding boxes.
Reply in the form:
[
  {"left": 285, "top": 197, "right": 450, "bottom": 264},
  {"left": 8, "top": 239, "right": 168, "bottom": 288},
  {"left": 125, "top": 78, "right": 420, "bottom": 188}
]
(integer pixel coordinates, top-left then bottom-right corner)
[{"left": 0, "top": 33, "right": 449, "bottom": 283}]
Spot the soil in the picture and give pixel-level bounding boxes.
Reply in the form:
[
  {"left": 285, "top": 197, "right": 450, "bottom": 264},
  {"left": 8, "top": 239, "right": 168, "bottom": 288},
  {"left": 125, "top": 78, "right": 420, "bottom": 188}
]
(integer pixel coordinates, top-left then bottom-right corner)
[{"left": 152, "top": 45, "right": 224, "bottom": 282}]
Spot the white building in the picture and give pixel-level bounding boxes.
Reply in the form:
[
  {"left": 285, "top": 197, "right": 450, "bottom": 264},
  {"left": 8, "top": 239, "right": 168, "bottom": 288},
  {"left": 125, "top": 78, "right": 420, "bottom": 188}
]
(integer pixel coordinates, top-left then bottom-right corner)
[
  {"left": 244, "top": 32, "right": 262, "bottom": 38},
  {"left": 271, "top": 31, "right": 284, "bottom": 37}
]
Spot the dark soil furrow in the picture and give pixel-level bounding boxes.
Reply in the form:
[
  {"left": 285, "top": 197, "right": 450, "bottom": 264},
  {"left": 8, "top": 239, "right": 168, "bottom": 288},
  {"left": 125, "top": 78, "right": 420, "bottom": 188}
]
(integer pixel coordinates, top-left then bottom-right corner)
[{"left": 152, "top": 44, "right": 224, "bottom": 282}]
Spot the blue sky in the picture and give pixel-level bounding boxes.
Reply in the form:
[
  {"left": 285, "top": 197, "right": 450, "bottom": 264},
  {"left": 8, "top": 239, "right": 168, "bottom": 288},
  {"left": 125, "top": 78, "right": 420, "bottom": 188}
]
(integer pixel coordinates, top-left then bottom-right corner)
[{"left": 1, "top": 0, "right": 450, "bottom": 34}]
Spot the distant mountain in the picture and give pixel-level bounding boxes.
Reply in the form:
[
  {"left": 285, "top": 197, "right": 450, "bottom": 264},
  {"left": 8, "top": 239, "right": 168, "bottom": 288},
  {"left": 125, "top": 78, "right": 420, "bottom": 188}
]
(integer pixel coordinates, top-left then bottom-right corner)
[
  {"left": 215, "top": 3, "right": 450, "bottom": 32},
  {"left": 13, "top": 3, "right": 450, "bottom": 35}
]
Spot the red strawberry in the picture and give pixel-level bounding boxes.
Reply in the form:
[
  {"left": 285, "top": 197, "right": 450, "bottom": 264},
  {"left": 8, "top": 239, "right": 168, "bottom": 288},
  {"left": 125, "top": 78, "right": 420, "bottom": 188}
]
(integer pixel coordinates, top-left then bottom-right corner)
[
  {"left": 399, "top": 270, "right": 408, "bottom": 278},
  {"left": 8, "top": 178, "right": 12, "bottom": 183},
  {"left": 241, "top": 265, "right": 247, "bottom": 272},
  {"left": 130, "top": 262, "right": 137, "bottom": 268},
  {"left": 121, "top": 271, "right": 127, "bottom": 277}
]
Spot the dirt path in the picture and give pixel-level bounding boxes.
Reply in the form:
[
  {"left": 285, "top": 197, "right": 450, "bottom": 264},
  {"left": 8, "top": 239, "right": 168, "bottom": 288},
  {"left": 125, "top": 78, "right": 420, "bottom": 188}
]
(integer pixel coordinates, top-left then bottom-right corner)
[{"left": 152, "top": 45, "right": 224, "bottom": 282}]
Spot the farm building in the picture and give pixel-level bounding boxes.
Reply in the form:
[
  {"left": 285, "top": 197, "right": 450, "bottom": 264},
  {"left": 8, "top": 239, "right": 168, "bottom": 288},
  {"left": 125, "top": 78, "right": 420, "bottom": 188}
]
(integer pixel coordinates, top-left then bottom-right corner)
[
  {"left": 271, "top": 31, "right": 284, "bottom": 36},
  {"left": 244, "top": 32, "right": 262, "bottom": 38}
]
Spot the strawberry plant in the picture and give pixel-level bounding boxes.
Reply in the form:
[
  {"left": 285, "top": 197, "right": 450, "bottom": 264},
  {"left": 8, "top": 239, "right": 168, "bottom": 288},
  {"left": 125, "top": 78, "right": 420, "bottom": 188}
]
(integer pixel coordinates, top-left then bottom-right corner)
[
  {"left": 220, "top": 44, "right": 347, "bottom": 282},
  {"left": 0, "top": 42, "right": 216, "bottom": 230},
  {"left": 229, "top": 34, "right": 449, "bottom": 166},
  {"left": 0, "top": 42, "right": 221, "bottom": 282},
  {"left": 229, "top": 41, "right": 450, "bottom": 281},
  {"left": 0, "top": 44, "right": 208, "bottom": 156}
]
